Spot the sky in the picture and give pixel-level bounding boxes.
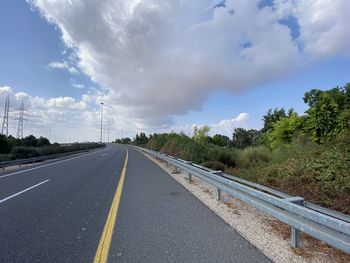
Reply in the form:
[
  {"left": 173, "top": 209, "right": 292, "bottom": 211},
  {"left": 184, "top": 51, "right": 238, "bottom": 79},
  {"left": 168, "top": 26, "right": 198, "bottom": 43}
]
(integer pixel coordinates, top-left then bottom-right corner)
[{"left": 0, "top": 0, "right": 350, "bottom": 142}]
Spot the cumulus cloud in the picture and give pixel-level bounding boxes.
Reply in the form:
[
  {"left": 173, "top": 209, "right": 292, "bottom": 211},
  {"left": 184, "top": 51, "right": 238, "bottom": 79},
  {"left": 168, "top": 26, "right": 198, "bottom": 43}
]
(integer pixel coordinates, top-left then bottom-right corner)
[
  {"left": 275, "top": 0, "right": 350, "bottom": 58},
  {"left": 211, "top": 113, "right": 250, "bottom": 135},
  {"left": 1, "top": 83, "right": 250, "bottom": 141},
  {"left": 24, "top": 0, "right": 350, "bottom": 130},
  {"left": 159, "top": 112, "right": 250, "bottom": 137},
  {"left": 196, "top": 112, "right": 250, "bottom": 136},
  {"left": 0, "top": 86, "right": 130, "bottom": 142}
]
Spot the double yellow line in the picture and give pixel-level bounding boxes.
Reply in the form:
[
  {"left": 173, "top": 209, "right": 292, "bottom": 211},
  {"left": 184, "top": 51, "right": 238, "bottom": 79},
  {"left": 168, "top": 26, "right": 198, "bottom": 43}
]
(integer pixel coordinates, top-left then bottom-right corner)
[{"left": 93, "top": 149, "right": 128, "bottom": 263}]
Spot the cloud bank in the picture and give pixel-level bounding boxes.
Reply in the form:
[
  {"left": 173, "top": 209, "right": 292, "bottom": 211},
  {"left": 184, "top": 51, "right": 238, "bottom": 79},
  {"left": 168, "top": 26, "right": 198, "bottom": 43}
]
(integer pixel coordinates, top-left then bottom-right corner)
[
  {"left": 0, "top": 85, "right": 112, "bottom": 142},
  {"left": 22, "top": 0, "right": 350, "bottom": 134},
  {"left": 0, "top": 85, "right": 250, "bottom": 141}
]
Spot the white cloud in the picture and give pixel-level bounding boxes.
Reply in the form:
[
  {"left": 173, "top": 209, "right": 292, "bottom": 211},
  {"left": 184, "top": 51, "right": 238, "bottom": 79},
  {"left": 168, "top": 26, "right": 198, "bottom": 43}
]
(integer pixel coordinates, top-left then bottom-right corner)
[
  {"left": 157, "top": 112, "right": 250, "bottom": 137},
  {"left": 211, "top": 113, "right": 251, "bottom": 136},
  {"left": 22, "top": 0, "right": 350, "bottom": 133},
  {"left": 275, "top": 0, "right": 350, "bottom": 58},
  {"left": 48, "top": 61, "right": 79, "bottom": 74},
  {"left": 0, "top": 85, "right": 12, "bottom": 95},
  {"left": 0, "top": 85, "right": 126, "bottom": 142},
  {"left": 70, "top": 79, "right": 85, "bottom": 89}
]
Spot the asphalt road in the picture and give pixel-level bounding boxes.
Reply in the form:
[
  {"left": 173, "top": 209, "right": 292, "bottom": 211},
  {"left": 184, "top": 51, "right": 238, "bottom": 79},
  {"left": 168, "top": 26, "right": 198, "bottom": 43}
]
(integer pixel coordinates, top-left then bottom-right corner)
[{"left": 0, "top": 144, "right": 271, "bottom": 263}]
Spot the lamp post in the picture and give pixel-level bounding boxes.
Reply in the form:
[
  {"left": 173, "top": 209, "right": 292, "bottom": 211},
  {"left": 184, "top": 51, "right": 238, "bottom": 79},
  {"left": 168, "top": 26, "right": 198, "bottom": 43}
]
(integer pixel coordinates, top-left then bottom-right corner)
[
  {"left": 107, "top": 120, "right": 110, "bottom": 143},
  {"left": 100, "top": 102, "right": 104, "bottom": 143}
]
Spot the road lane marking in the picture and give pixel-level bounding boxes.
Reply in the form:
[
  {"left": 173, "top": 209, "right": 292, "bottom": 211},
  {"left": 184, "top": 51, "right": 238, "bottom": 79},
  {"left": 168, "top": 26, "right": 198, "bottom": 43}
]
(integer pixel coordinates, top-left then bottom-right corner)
[
  {"left": 93, "top": 149, "right": 128, "bottom": 263},
  {"left": 0, "top": 179, "right": 50, "bottom": 204},
  {"left": 0, "top": 147, "right": 108, "bottom": 180}
]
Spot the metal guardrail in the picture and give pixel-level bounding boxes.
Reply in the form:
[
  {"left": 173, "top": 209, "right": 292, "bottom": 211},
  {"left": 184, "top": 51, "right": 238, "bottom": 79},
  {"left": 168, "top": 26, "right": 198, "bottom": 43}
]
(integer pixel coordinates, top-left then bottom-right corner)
[
  {"left": 137, "top": 147, "right": 350, "bottom": 254},
  {"left": 0, "top": 147, "right": 103, "bottom": 170}
]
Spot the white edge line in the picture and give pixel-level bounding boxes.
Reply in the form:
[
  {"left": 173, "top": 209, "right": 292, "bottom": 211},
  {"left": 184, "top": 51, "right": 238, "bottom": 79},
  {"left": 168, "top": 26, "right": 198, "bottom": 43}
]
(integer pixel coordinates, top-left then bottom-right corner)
[
  {"left": 0, "top": 147, "right": 106, "bottom": 179},
  {"left": 0, "top": 179, "right": 50, "bottom": 204}
]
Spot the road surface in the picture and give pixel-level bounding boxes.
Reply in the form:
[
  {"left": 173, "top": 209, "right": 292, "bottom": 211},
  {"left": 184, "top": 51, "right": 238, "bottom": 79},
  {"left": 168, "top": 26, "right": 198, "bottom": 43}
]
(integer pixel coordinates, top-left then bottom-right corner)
[{"left": 0, "top": 144, "right": 271, "bottom": 263}]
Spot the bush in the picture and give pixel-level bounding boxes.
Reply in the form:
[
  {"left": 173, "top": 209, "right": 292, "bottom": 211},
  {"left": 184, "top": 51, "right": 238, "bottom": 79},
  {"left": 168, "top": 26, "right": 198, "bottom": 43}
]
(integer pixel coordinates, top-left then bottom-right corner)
[
  {"left": 11, "top": 147, "right": 40, "bottom": 159},
  {"left": 237, "top": 146, "right": 271, "bottom": 168},
  {"left": 206, "top": 147, "right": 238, "bottom": 167},
  {"left": 0, "top": 134, "right": 12, "bottom": 154},
  {"left": 160, "top": 136, "right": 208, "bottom": 164},
  {"left": 201, "top": 160, "right": 226, "bottom": 171},
  {"left": 237, "top": 132, "right": 350, "bottom": 214},
  {"left": 37, "top": 136, "right": 51, "bottom": 147},
  {"left": 147, "top": 133, "right": 168, "bottom": 151},
  {"left": 7, "top": 143, "right": 103, "bottom": 161}
]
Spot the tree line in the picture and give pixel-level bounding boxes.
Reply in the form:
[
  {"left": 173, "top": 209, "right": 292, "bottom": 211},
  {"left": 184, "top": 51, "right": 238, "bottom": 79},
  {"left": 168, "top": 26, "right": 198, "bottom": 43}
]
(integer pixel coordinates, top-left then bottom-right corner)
[
  {"left": 0, "top": 134, "right": 51, "bottom": 154},
  {"left": 0, "top": 134, "right": 103, "bottom": 161},
  {"left": 117, "top": 83, "right": 350, "bottom": 150}
]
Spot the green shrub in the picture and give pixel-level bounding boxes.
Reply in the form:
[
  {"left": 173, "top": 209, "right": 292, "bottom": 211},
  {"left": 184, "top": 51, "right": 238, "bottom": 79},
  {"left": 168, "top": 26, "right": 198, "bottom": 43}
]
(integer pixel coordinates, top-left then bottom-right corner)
[
  {"left": 237, "top": 146, "right": 271, "bottom": 168},
  {"left": 7, "top": 143, "right": 103, "bottom": 161},
  {"left": 201, "top": 160, "right": 226, "bottom": 171},
  {"left": 11, "top": 147, "right": 40, "bottom": 159},
  {"left": 147, "top": 133, "right": 168, "bottom": 151},
  {"left": 236, "top": 132, "right": 350, "bottom": 214},
  {"left": 0, "top": 134, "right": 12, "bottom": 154}
]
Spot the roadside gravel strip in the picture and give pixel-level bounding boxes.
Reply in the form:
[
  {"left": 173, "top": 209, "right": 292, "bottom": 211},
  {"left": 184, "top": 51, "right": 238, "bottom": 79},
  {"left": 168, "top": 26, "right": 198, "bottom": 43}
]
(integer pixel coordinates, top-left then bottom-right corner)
[{"left": 142, "top": 152, "right": 350, "bottom": 263}]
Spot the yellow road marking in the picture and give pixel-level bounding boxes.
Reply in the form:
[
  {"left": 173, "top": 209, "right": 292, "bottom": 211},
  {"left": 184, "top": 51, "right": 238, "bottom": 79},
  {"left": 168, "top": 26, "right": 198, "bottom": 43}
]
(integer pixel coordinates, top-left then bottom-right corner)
[{"left": 93, "top": 149, "right": 128, "bottom": 263}]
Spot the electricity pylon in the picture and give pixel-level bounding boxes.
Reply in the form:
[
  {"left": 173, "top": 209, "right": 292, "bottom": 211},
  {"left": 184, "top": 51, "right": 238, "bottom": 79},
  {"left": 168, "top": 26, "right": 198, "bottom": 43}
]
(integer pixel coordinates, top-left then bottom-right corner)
[
  {"left": 17, "top": 101, "right": 24, "bottom": 139},
  {"left": 1, "top": 95, "right": 9, "bottom": 136}
]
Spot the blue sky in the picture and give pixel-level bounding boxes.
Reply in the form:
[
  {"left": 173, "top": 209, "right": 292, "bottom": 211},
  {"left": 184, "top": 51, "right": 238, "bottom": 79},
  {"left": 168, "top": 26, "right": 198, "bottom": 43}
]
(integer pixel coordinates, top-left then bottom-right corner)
[
  {"left": 0, "top": 0, "right": 94, "bottom": 98},
  {"left": 178, "top": 56, "right": 350, "bottom": 129},
  {"left": 1, "top": 0, "right": 350, "bottom": 141}
]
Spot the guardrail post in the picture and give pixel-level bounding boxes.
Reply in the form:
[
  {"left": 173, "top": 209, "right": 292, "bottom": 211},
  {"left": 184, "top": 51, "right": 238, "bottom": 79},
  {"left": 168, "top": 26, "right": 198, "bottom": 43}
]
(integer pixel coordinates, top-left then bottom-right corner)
[
  {"left": 183, "top": 161, "right": 193, "bottom": 182},
  {"left": 210, "top": 171, "right": 223, "bottom": 201},
  {"left": 217, "top": 188, "right": 222, "bottom": 201},
  {"left": 285, "top": 197, "right": 305, "bottom": 248}
]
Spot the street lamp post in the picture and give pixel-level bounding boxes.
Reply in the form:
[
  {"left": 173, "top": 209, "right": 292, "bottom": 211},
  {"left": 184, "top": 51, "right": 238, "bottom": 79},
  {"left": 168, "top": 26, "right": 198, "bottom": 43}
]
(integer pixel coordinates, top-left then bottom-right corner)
[
  {"left": 100, "top": 102, "right": 104, "bottom": 143},
  {"left": 107, "top": 120, "right": 110, "bottom": 143}
]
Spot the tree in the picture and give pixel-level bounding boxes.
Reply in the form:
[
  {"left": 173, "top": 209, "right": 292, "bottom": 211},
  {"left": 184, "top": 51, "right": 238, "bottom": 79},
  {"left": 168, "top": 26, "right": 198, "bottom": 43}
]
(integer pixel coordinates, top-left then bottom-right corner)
[
  {"left": 6, "top": 135, "right": 22, "bottom": 148},
  {"left": 121, "top": 138, "right": 131, "bottom": 144},
  {"left": 147, "top": 133, "right": 168, "bottom": 150},
  {"left": 303, "top": 85, "right": 350, "bottom": 143},
  {"left": 268, "top": 113, "right": 304, "bottom": 149},
  {"left": 22, "top": 135, "right": 38, "bottom": 147},
  {"left": 212, "top": 134, "right": 230, "bottom": 147},
  {"left": 231, "top": 128, "right": 260, "bottom": 148},
  {"left": 134, "top": 132, "right": 149, "bottom": 145},
  {"left": 0, "top": 135, "right": 12, "bottom": 154},
  {"left": 193, "top": 125, "right": 211, "bottom": 144},
  {"left": 262, "top": 108, "right": 295, "bottom": 133},
  {"left": 37, "top": 136, "right": 51, "bottom": 147}
]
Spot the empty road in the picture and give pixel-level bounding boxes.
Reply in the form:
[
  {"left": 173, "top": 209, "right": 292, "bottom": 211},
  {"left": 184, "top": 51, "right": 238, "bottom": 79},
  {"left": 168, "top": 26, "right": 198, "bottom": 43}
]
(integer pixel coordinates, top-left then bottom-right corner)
[{"left": 0, "top": 144, "right": 271, "bottom": 263}]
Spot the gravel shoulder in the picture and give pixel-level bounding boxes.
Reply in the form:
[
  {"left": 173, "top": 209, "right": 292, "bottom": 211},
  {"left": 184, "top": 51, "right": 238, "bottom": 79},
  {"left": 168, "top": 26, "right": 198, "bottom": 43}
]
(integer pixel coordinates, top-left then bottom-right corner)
[{"left": 142, "top": 152, "right": 350, "bottom": 263}]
